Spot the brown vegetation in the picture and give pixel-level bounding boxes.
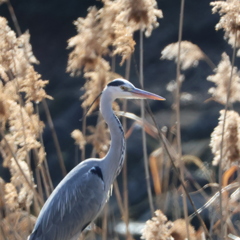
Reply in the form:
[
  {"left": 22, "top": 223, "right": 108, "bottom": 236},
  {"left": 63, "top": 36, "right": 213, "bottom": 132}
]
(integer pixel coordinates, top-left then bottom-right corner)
[{"left": 0, "top": 0, "right": 239, "bottom": 240}]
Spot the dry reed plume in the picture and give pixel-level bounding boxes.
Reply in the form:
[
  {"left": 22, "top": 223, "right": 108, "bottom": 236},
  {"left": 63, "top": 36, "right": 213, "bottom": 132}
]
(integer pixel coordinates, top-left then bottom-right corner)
[
  {"left": 141, "top": 210, "right": 173, "bottom": 240},
  {"left": 207, "top": 52, "right": 240, "bottom": 104},
  {"left": 141, "top": 210, "right": 197, "bottom": 240},
  {"left": 86, "top": 120, "right": 110, "bottom": 158},
  {"left": 211, "top": 0, "right": 240, "bottom": 50},
  {"left": 210, "top": 110, "right": 240, "bottom": 169},
  {"left": 170, "top": 219, "right": 197, "bottom": 240},
  {"left": 67, "top": 0, "right": 162, "bottom": 75},
  {"left": 161, "top": 41, "right": 205, "bottom": 70},
  {"left": 71, "top": 129, "right": 86, "bottom": 151},
  {"left": 0, "top": 16, "right": 51, "bottom": 239}
]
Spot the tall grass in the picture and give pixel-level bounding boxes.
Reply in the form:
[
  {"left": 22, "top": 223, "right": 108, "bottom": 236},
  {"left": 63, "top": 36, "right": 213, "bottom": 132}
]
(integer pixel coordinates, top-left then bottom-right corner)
[{"left": 0, "top": 0, "right": 240, "bottom": 240}]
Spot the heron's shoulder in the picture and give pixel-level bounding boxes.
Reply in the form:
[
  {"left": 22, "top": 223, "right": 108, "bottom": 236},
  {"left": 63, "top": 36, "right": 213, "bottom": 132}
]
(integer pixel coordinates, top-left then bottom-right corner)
[
  {"left": 76, "top": 158, "right": 102, "bottom": 168},
  {"left": 71, "top": 159, "right": 104, "bottom": 185},
  {"left": 60, "top": 158, "right": 102, "bottom": 180}
]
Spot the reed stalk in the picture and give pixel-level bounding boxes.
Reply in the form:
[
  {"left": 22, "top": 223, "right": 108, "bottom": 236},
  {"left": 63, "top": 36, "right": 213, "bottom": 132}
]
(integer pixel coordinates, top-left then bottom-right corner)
[
  {"left": 36, "top": 103, "right": 54, "bottom": 194},
  {"left": 81, "top": 108, "right": 87, "bottom": 162},
  {"left": 42, "top": 99, "right": 67, "bottom": 176},
  {"left": 175, "top": 0, "right": 190, "bottom": 239},
  {"left": 6, "top": 0, "right": 21, "bottom": 36},
  {"left": 122, "top": 56, "right": 132, "bottom": 238},
  {"left": 139, "top": 29, "right": 154, "bottom": 216},
  {"left": 102, "top": 204, "right": 108, "bottom": 240}
]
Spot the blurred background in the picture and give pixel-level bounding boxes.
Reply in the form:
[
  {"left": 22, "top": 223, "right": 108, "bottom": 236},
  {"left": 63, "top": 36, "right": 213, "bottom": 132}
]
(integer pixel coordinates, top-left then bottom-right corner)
[{"left": 0, "top": 0, "right": 239, "bottom": 238}]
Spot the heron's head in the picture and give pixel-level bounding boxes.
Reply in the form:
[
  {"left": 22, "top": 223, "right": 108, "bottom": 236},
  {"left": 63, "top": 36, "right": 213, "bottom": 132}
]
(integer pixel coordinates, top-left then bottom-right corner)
[{"left": 104, "top": 79, "right": 165, "bottom": 101}]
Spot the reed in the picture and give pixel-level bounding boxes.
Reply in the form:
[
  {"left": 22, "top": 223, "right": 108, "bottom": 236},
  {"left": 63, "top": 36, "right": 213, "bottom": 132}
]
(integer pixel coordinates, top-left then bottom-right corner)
[{"left": 0, "top": 0, "right": 240, "bottom": 240}]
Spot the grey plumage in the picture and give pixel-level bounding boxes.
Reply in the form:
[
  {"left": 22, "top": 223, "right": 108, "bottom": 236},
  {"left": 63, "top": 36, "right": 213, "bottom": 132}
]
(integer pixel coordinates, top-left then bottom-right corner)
[
  {"left": 28, "top": 79, "right": 165, "bottom": 240},
  {"left": 30, "top": 160, "right": 106, "bottom": 240}
]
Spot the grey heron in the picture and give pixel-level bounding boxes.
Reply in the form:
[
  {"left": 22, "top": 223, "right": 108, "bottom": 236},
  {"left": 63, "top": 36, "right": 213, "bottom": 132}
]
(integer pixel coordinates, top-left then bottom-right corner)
[{"left": 28, "top": 79, "right": 165, "bottom": 240}]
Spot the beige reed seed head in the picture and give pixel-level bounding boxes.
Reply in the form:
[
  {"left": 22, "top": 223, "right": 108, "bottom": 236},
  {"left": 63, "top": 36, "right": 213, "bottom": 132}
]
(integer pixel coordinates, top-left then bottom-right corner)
[
  {"left": 0, "top": 134, "right": 17, "bottom": 167},
  {"left": 67, "top": 3, "right": 123, "bottom": 74},
  {"left": 1, "top": 211, "right": 36, "bottom": 240},
  {"left": 0, "top": 97, "right": 46, "bottom": 169},
  {"left": 99, "top": 0, "right": 124, "bottom": 46},
  {"left": 67, "top": 0, "right": 162, "bottom": 75},
  {"left": 24, "top": 101, "right": 34, "bottom": 115},
  {"left": 9, "top": 159, "right": 34, "bottom": 209},
  {"left": 117, "top": 0, "right": 163, "bottom": 37},
  {"left": 161, "top": 41, "right": 205, "bottom": 70},
  {"left": 0, "top": 16, "right": 50, "bottom": 222},
  {"left": 0, "top": 81, "right": 18, "bottom": 103},
  {"left": 210, "top": 110, "right": 240, "bottom": 169},
  {"left": 0, "top": 17, "right": 17, "bottom": 81},
  {"left": 87, "top": 120, "right": 110, "bottom": 158},
  {"left": 0, "top": 17, "right": 41, "bottom": 83},
  {"left": 0, "top": 88, "right": 9, "bottom": 125},
  {"left": 141, "top": 210, "right": 173, "bottom": 240},
  {"left": 71, "top": 129, "right": 86, "bottom": 150},
  {"left": 100, "top": 0, "right": 136, "bottom": 65},
  {"left": 67, "top": 6, "right": 110, "bottom": 75},
  {"left": 211, "top": 0, "right": 240, "bottom": 48},
  {"left": 81, "top": 58, "right": 110, "bottom": 112},
  {"left": 0, "top": 64, "right": 9, "bottom": 82},
  {"left": 166, "top": 75, "right": 185, "bottom": 93},
  {"left": 37, "top": 146, "right": 46, "bottom": 165},
  {"left": 19, "top": 65, "right": 52, "bottom": 103},
  {"left": 0, "top": 17, "right": 51, "bottom": 103},
  {"left": 4, "top": 183, "right": 19, "bottom": 211},
  {"left": 207, "top": 52, "right": 240, "bottom": 104},
  {"left": 17, "top": 30, "right": 39, "bottom": 65},
  {"left": 170, "top": 219, "right": 197, "bottom": 240},
  {"left": 112, "top": 22, "right": 136, "bottom": 65},
  {"left": 7, "top": 100, "right": 44, "bottom": 151}
]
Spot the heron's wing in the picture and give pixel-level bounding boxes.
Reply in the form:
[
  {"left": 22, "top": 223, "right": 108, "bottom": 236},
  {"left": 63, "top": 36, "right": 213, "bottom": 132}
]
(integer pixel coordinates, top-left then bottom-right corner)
[{"left": 30, "top": 162, "right": 106, "bottom": 240}]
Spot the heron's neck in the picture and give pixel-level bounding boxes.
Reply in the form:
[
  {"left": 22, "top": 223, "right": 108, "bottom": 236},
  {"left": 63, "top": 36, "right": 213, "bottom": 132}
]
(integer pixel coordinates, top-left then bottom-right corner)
[{"left": 100, "top": 92, "right": 126, "bottom": 186}]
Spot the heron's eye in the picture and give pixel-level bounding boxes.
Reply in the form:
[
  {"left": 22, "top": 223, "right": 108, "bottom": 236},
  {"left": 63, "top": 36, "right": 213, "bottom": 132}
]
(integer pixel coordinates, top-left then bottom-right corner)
[{"left": 120, "top": 86, "right": 128, "bottom": 91}]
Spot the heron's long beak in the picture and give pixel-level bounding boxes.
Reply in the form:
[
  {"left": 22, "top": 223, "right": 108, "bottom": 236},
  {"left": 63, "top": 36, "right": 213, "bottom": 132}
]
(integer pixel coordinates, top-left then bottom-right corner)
[{"left": 130, "top": 88, "right": 166, "bottom": 101}]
